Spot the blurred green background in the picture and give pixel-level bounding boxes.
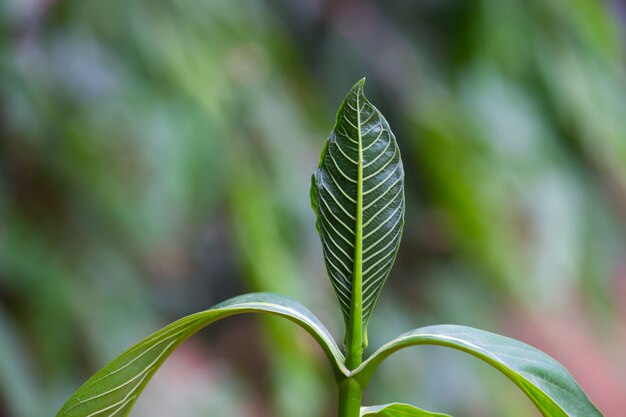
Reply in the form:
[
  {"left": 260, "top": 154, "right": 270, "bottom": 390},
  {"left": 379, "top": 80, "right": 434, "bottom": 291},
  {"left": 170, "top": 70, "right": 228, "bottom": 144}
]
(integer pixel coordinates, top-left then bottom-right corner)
[{"left": 1, "top": 0, "right": 625, "bottom": 416}]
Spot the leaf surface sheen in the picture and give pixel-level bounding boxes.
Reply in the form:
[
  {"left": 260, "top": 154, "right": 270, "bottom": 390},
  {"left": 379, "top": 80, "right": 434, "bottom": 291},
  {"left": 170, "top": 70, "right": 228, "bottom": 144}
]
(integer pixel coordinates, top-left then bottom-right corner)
[
  {"left": 55, "top": 293, "right": 346, "bottom": 417},
  {"left": 360, "top": 403, "right": 452, "bottom": 417},
  {"left": 311, "top": 79, "right": 404, "bottom": 341},
  {"left": 355, "top": 325, "right": 604, "bottom": 417}
]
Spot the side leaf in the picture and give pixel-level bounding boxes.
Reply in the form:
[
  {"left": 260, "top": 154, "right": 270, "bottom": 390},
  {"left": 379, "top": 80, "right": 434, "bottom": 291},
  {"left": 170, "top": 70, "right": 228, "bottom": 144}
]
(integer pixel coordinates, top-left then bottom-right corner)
[
  {"left": 354, "top": 325, "right": 603, "bottom": 417},
  {"left": 56, "top": 293, "right": 347, "bottom": 417},
  {"left": 311, "top": 78, "right": 404, "bottom": 346},
  {"left": 361, "top": 403, "right": 452, "bottom": 417}
]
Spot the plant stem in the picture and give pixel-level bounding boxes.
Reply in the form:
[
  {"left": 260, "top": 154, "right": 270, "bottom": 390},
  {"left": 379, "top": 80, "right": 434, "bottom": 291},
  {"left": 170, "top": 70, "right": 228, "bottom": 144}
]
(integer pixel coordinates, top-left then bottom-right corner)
[
  {"left": 345, "top": 81, "right": 364, "bottom": 371},
  {"left": 338, "top": 378, "right": 363, "bottom": 417}
]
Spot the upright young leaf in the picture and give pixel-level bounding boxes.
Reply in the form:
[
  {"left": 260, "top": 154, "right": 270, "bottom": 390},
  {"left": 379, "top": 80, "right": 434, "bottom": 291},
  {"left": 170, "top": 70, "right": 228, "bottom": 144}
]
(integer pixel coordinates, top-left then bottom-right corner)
[{"left": 311, "top": 79, "right": 404, "bottom": 348}]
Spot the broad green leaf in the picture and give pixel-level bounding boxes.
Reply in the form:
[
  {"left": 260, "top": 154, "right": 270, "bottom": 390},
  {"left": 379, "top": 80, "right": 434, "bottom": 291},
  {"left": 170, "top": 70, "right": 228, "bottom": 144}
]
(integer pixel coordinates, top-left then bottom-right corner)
[
  {"left": 354, "top": 325, "right": 603, "bottom": 417},
  {"left": 361, "top": 403, "right": 452, "bottom": 417},
  {"left": 55, "top": 293, "right": 347, "bottom": 417},
  {"left": 311, "top": 79, "right": 404, "bottom": 345}
]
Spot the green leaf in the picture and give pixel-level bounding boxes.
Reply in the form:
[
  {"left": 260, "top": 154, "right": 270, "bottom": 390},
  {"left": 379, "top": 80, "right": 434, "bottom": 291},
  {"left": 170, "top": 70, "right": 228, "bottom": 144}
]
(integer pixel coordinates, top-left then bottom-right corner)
[
  {"left": 361, "top": 403, "right": 452, "bottom": 417},
  {"left": 55, "top": 293, "right": 347, "bottom": 417},
  {"left": 354, "top": 325, "right": 603, "bottom": 417},
  {"left": 311, "top": 78, "right": 405, "bottom": 348}
]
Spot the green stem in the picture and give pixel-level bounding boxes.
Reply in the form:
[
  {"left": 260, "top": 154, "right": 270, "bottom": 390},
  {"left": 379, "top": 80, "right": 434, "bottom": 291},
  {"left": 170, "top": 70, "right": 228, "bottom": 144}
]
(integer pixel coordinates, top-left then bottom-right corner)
[
  {"left": 345, "top": 81, "right": 364, "bottom": 370},
  {"left": 338, "top": 378, "right": 363, "bottom": 417}
]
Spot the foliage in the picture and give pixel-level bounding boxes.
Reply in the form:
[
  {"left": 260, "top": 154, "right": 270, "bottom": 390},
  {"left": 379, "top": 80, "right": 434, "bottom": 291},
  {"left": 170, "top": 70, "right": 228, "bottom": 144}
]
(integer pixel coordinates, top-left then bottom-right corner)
[
  {"left": 54, "top": 81, "right": 602, "bottom": 417},
  {"left": 360, "top": 403, "right": 450, "bottom": 417},
  {"left": 56, "top": 293, "right": 345, "bottom": 417},
  {"left": 1, "top": 1, "right": 624, "bottom": 416}
]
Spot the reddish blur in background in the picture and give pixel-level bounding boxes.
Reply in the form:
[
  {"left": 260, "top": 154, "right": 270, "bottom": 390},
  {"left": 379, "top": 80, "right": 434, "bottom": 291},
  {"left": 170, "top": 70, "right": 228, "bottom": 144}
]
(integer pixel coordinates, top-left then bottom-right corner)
[{"left": 1, "top": 1, "right": 625, "bottom": 416}]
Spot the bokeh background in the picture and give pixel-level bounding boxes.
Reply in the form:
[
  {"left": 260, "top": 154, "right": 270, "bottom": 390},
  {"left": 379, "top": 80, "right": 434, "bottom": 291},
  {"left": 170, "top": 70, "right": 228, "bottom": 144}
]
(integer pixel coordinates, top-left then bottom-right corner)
[{"left": 1, "top": 0, "right": 626, "bottom": 416}]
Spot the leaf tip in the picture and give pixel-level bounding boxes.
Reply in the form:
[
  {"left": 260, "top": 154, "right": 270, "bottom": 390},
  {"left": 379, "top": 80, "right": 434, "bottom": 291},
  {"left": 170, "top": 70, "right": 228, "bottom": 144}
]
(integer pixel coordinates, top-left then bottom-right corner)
[{"left": 346, "top": 78, "right": 366, "bottom": 96}]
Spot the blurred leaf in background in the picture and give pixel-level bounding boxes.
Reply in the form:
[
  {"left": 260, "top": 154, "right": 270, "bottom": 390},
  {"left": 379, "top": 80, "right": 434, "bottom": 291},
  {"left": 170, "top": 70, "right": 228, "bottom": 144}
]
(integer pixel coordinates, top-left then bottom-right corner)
[{"left": 1, "top": 0, "right": 625, "bottom": 416}]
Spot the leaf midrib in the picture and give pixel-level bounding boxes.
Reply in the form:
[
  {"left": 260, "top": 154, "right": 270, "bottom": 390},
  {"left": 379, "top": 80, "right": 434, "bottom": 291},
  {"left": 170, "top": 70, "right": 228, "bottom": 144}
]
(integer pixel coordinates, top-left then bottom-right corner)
[{"left": 346, "top": 82, "right": 364, "bottom": 369}]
